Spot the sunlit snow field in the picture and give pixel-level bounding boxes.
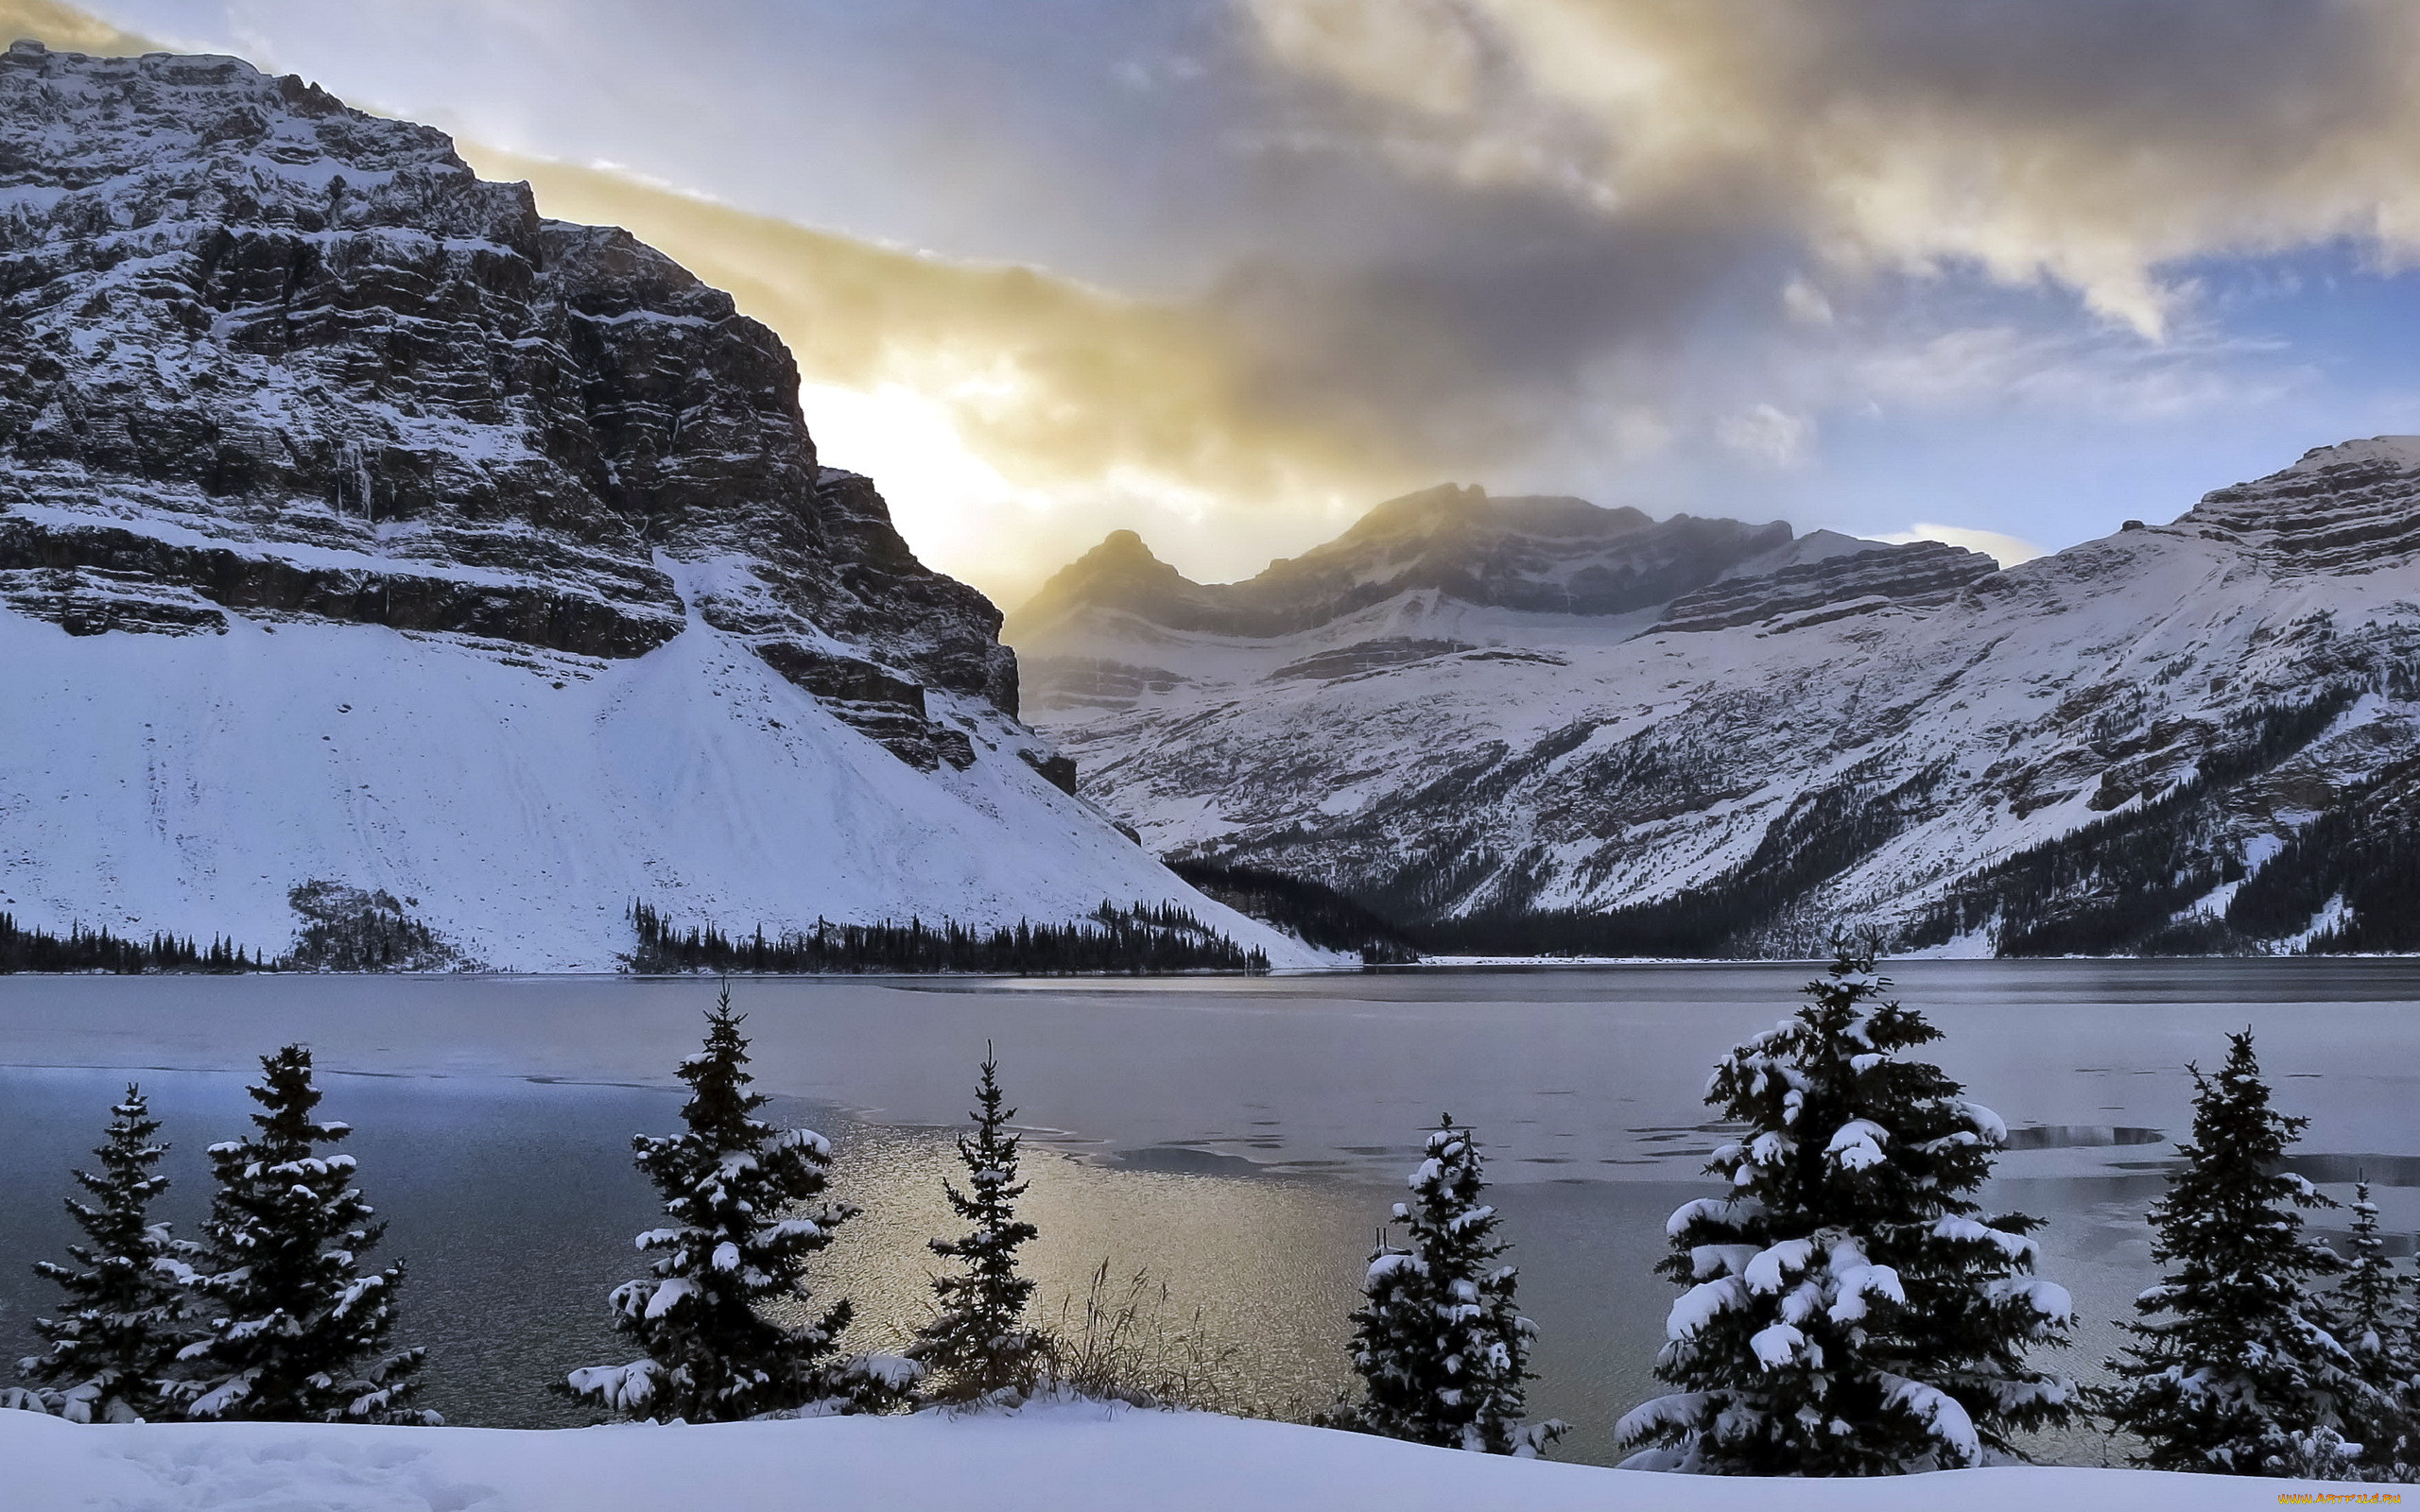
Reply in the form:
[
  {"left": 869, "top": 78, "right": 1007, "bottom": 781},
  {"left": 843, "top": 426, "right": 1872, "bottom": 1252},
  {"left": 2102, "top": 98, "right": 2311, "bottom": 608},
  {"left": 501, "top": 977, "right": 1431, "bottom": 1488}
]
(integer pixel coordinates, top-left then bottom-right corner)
[{"left": 2, "top": 960, "right": 2415, "bottom": 1468}]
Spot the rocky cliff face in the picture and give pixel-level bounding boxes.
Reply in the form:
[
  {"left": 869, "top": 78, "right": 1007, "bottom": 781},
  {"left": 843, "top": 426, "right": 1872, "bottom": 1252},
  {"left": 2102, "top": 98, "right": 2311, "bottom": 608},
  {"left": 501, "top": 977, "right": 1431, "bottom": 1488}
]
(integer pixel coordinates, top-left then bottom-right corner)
[
  {"left": 0, "top": 41, "right": 1010, "bottom": 768},
  {"left": 1011, "top": 442, "right": 2420, "bottom": 957},
  {"left": 0, "top": 43, "right": 1311, "bottom": 969}
]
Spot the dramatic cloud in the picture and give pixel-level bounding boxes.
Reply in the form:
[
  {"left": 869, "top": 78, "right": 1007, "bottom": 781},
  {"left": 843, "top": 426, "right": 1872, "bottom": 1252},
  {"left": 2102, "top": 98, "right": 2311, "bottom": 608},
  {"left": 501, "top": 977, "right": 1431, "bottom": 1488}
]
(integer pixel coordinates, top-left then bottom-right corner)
[
  {"left": 0, "top": 0, "right": 147, "bottom": 52},
  {"left": 1242, "top": 0, "right": 2420, "bottom": 335},
  {"left": 25, "top": 0, "right": 2420, "bottom": 597},
  {"left": 1716, "top": 404, "right": 1814, "bottom": 470},
  {"left": 0, "top": 3, "right": 1432, "bottom": 595}
]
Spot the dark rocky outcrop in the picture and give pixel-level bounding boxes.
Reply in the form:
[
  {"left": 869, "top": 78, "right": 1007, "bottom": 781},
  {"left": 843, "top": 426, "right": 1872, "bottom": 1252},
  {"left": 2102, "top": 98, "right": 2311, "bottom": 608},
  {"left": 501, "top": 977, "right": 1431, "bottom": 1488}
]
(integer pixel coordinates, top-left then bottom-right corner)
[
  {"left": 284, "top": 880, "right": 469, "bottom": 971},
  {"left": 1267, "top": 638, "right": 1477, "bottom": 681},
  {"left": 0, "top": 42, "right": 1018, "bottom": 767},
  {"left": 1651, "top": 540, "right": 1997, "bottom": 634}
]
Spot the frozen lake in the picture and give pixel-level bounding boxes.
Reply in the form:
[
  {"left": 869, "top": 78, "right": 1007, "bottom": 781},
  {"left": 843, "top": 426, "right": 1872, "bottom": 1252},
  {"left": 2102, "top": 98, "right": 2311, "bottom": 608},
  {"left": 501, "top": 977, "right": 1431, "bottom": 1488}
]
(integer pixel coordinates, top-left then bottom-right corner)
[{"left": 3, "top": 960, "right": 2417, "bottom": 1466}]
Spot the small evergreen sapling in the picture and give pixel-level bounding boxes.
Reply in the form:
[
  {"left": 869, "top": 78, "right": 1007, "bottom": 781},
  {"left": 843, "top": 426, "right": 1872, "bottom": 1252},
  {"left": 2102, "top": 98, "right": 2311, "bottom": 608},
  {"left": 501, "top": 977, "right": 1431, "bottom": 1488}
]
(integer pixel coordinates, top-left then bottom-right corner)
[
  {"left": 173, "top": 1045, "right": 434, "bottom": 1423},
  {"left": 908, "top": 1046, "right": 1042, "bottom": 1401},
  {"left": 8, "top": 1085, "right": 194, "bottom": 1422},
  {"left": 2340, "top": 1181, "right": 2405, "bottom": 1361},
  {"left": 2094, "top": 1030, "right": 2364, "bottom": 1474},
  {"left": 567, "top": 984, "right": 908, "bottom": 1420},
  {"left": 1340, "top": 1115, "right": 1561, "bottom": 1455},
  {"left": 2335, "top": 1179, "right": 2417, "bottom": 1477},
  {"left": 1618, "top": 936, "right": 2073, "bottom": 1475}
]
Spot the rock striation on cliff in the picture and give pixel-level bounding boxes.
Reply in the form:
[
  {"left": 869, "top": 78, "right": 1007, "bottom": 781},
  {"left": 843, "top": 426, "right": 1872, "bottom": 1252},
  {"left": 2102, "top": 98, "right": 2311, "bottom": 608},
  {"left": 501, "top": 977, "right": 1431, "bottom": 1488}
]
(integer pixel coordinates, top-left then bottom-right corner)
[{"left": 1651, "top": 539, "right": 1995, "bottom": 634}]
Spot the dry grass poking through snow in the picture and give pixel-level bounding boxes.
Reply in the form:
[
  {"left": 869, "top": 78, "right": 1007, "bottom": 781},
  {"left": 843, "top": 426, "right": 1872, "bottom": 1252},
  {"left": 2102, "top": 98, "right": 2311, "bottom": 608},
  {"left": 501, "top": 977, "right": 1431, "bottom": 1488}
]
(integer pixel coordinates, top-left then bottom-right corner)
[{"left": 1035, "top": 1260, "right": 1318, "bottom": 1419}]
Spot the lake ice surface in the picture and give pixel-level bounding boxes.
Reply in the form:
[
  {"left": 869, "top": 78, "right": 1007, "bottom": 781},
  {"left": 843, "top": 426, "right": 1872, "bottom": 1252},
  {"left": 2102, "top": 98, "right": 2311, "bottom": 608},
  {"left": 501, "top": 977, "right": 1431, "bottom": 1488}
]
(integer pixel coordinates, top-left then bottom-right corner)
[{"left": 3, "top": 959, "right": 2415, "bottom": 1467}]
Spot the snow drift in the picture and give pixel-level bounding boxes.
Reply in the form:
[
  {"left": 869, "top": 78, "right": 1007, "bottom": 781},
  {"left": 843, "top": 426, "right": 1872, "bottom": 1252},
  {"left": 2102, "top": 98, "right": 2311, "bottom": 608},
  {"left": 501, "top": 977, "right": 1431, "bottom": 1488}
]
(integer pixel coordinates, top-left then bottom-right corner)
[{"left": 0, "top": 1402, "right": 2379, "bottom": 1512}]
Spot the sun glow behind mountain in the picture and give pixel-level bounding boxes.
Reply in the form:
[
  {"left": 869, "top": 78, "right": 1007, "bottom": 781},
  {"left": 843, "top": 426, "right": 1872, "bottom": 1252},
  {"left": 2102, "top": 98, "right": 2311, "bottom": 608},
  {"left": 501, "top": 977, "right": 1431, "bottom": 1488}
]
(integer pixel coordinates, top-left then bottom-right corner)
[{"left": 26, "top": 0, "right": 2420, "bottom": 603}]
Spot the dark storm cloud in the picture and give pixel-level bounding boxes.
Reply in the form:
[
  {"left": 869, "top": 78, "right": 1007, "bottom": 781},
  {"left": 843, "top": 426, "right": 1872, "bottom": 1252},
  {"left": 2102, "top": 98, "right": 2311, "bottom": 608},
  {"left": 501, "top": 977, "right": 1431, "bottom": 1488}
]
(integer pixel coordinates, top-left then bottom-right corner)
[{"left": 1244, "top": 0, "right": 2420, "bottom": 333}]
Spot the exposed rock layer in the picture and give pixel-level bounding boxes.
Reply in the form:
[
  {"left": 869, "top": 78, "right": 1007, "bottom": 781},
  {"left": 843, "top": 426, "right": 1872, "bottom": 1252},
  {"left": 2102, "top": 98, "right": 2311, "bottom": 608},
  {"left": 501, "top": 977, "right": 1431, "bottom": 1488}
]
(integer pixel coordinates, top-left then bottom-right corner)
[{"left": 1653, "top": 539, "right": 1995, "bottom": 634}]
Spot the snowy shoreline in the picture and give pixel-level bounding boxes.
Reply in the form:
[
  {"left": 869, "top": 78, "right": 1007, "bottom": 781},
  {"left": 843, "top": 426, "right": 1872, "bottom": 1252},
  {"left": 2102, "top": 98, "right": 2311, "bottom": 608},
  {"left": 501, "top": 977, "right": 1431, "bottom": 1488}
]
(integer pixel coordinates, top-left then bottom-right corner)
[{"left": 5, "top": 1402, "right": 2385, "bottom": 1511}]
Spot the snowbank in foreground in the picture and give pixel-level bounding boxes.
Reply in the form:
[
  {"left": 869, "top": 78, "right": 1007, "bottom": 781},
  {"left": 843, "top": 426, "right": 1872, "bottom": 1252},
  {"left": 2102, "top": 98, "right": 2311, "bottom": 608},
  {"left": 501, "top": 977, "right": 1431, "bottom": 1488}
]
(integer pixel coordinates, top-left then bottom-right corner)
[{"left": 4, "top": 1402, "right": 2384, "bottom": 1512}]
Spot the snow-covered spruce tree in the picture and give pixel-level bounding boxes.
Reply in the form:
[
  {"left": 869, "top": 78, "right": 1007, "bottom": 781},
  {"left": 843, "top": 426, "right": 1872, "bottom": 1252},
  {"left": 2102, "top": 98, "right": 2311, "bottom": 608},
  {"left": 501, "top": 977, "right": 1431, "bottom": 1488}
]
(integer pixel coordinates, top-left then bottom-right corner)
[
  {"left": 907, "top": 1046, "right": 1042, "bottom": 1401},
  {"left": 566, "top": 984, "right": 909, "bottom": 1420},
  {"left": 2334, "top": 1179, "right": 2418, "bottom": 1478},
  {"left": 173, "top": 1045, "right": 434, "bottom": 1423},
  {"left": 1340, "top": 1116, "right": 1561, "bottom": 1455},
  {"left": 2096, "top": 1030, "right": 2368, "bottom": 1475},
  {"left": 7, "top": 1085, "right": 195, "bottom": 1422},
  {"left": 1618, "top": 936, "right": 2073, "bottom": 1475}
]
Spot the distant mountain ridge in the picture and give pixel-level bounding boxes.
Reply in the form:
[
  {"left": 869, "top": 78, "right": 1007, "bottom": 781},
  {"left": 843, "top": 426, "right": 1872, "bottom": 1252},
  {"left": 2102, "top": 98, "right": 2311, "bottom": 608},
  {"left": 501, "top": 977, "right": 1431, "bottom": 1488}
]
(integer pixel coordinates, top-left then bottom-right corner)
[
  {"left": 1010, "top": 446, "right": 2420, "bottom": 957},
  {"left": 0, "top": 42, "right": 1314, "bottom": 970},
  {"left": 1006, "top": 483, "right": 1983, "bottom": 643}
]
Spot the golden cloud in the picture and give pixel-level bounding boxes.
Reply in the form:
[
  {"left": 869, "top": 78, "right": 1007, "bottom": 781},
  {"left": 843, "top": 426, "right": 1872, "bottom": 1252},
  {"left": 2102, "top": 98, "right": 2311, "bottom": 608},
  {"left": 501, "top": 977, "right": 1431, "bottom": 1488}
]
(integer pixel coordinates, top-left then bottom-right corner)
[
  {"left": 0, "top": 0, "right": 150, "bottom": 54},
  {"left": 3, "top": 4, "right": 1434, "bottom": 596},
  {"left": 458, "top": 148, "right": 1432, "bottom": 596},
  {"left": 1244, "top": 0, "right": 2420, "bottom": 335}
]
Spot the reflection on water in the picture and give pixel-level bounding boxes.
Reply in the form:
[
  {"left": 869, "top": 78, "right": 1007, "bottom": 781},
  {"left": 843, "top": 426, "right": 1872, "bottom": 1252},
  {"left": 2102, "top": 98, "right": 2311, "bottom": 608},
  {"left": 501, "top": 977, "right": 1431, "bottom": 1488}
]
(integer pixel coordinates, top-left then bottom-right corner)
[
  {"left": 815, "top": 1119, "right": 1364, "bottom": 1420},
  {"left": 1, "top": 960, "right": 2416, "bottom": 1467}
]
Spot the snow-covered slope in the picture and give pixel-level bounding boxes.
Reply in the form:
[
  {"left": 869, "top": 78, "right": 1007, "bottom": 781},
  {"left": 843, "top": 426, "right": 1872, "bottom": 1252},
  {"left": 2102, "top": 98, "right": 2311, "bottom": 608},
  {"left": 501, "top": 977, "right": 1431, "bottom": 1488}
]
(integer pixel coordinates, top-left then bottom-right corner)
[
  {"left": 0, "top": 1403, "right": 2372, "bottom": 1512},
  {"left": 0, "top": 42, "right": 1312, "bottom": 970},
  {"left": 1011, "top": 445, "right": 2420, "bottom": 957},
  {"left": 0, "top": 581, "right": 1303, "bottom": 971}
]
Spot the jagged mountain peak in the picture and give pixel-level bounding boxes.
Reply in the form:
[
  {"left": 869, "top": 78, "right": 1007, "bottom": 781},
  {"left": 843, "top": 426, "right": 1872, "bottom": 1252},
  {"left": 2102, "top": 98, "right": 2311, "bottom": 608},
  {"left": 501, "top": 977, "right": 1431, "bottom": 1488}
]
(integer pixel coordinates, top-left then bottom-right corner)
[
  {"left": 1334, "top": 483, "right": 1653, "bottom": 545},
  {"left": 1003, "top": 526, "right": 1208, "bottom": 642},
  {"left": 1273, "top": 485, "right": 1791, "bottom": 619},
  {"left": 1006, "top": 480, "right": 1966, "bottom": 723},
  {"left": 1340, "top": 480, "right": 1482, "bottom": 532},
  {"left": 0, "top": 41, "right": 1021, "bottom": 717},
  {"left": 1077, "top": 527, "right": 1181, "bottom": 579},
  {"left": 2280, "top": 434, "right": 2420, "bottom": 476}
]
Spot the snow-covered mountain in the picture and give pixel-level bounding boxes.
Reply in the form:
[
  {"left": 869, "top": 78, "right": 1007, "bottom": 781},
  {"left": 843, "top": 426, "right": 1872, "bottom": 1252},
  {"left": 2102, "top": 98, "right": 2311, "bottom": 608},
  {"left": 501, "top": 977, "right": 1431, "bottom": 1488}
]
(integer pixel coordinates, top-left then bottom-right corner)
[
  {"left": 0, "top": 42, "right": 1314, "bottom": 970},
  {"left": 1010, "top": 452, "right": 2420, "bottom": 956}
]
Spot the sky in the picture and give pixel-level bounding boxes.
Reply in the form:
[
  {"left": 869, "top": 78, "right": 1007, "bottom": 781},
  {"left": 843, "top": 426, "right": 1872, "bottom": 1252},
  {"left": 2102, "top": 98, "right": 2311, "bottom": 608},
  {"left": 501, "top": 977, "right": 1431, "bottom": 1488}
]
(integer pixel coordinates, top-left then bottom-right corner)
[{"left": 19, "top": 0, "right": 2420, "bottom": 606}]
